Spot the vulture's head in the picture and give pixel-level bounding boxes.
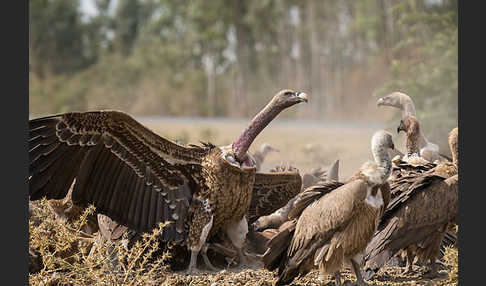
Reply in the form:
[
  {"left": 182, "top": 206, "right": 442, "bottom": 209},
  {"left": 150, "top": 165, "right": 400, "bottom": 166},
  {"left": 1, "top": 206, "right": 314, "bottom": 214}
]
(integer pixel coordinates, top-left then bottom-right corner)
[
  {"left": 231, "top": 89, "right": 308, "bottom": 163},
  {"left": 271, "top": 89, "right": 308, "bottom": 109},
  {"left": 377, "top": 91, "right": 411, "bottom": 108},
  {"left": 397, "top": 115, "right": 420, "bottom": 135},
  {"left": 372, "top": 130, "right": 395, "bottom": 152}
]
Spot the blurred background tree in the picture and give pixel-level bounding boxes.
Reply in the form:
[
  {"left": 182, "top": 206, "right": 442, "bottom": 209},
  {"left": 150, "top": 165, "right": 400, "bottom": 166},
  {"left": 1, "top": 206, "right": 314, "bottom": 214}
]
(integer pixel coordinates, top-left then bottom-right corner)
[{"left": 29, "top": 0, "right": 457, "bottom": 147}]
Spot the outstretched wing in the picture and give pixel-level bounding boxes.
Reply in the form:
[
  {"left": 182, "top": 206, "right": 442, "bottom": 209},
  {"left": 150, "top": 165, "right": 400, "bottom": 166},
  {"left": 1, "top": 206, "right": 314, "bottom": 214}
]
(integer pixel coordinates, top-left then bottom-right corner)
[
  {"left": 29, "top": 110, "right": 211, "bottom": 242},
  {"left": 248, "top": 170, "right": 302, "bottom": 224}
]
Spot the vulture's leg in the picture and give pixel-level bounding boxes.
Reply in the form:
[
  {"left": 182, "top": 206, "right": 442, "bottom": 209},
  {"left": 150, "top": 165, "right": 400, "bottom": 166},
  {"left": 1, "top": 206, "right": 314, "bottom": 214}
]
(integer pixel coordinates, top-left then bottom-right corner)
[
  {"left": 187, "top": 200, "right": 214, "bottom": 274},
  {"left": 226, "top": 216, "right": 249, "bottom": 267},
  {"left": 423, "top": 261, "right": 440, "bottom": 279},
  {"left": 401, "top": 248, "right": 416, "bottom": 275},
  {"left": 201, "top": 244, "right": 219, "bottom": 272},
  {"left": 334, "top": 271, "right": 342, "bottom": 286},
  {"left": 351, "top": 258, "right": 371, "bottom": 286}
]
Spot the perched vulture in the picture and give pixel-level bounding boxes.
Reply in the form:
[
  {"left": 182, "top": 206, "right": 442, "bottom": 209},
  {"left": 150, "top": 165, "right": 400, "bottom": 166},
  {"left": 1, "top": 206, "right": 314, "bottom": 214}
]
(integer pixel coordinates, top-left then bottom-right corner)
[
  {"left": 377, "top": 91, "right": 451, "bottom": 163},
  {"left": 252, "top": 143, "right": 280, "bottom": 172},
  {"left": 252, "top": 159, "right": 340, "bottom": 232},
  {"left": 362, "top": 127, "right": 458, "bottom": 280},
  {"left": 28, "top": 89, "right": 308, "bottom": 273},
  {"left": 263, "top": 130, "right": 395, "bottom": 286}
]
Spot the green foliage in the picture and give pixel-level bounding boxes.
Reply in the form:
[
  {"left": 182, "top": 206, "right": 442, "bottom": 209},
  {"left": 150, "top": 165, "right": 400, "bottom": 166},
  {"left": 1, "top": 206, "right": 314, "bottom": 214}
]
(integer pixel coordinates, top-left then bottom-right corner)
[
  {"left": 375, "top": 0, "right": 458, "bottom": 147},
  {"left": 30, "top": 0, "right": 457, "bottom": 132}
]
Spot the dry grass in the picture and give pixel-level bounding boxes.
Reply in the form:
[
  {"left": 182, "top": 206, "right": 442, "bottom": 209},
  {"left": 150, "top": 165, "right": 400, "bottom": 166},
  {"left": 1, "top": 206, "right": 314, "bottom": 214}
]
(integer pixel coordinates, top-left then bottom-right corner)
[
  {"left": 29, "top": 198, "right": 458, "bottom": 286},
  {"left": 29, "top": 199, "right": 171, "bottom": 285}
]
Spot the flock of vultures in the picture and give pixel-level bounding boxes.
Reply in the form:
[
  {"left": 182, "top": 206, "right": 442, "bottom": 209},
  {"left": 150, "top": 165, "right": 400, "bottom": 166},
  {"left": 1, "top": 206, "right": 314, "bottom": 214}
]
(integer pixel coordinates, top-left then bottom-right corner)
[{"left": 28, "top": 89, "right": 458, "bottom": 285}]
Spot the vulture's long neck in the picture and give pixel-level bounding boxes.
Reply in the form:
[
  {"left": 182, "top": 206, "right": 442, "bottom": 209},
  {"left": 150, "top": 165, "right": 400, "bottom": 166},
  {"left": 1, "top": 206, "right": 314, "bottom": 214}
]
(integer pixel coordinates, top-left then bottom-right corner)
[
  {"left": 232, "top": 100, "right": 283, "bottom": 162},
  {"left": 400, "top": 98, "right": 417, "bottom": 120},
  {"left": 371, "top": 142, "right": 392, "bottom": 183},
  {"left": 400, "top": 98, "right": 429, "bottom": 148},
  {"left": 406, "top": 129, "right": 421, "bottom": 157}
]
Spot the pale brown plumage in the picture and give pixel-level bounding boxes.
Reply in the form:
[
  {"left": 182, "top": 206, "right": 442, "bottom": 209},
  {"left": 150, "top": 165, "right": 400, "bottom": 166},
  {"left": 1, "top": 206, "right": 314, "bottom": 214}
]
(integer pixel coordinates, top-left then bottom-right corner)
[
  {"left": 28, "top": 89, "right": 308, "bottom": 273},
  {"left": 263, "top": 130, "right": 394, "bottom": 286},
  {"left": 362, "top": 127, "right": 458, "bottom": 280}
]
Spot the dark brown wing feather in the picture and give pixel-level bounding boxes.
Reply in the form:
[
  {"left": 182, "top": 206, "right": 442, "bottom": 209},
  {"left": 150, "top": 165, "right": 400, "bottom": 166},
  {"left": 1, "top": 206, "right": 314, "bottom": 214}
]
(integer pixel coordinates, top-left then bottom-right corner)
[
  {"left": 363, "top": 174, "right": 458, "bottom": 280},
  {"left": 248, "top": 170, "right": 302, "bottom": 224},
  {"left": 288, "top": 180, "right": 344, "bottom": 220},
  {"left": 29, "top": 111, "right": 211, "bottom": 242}
]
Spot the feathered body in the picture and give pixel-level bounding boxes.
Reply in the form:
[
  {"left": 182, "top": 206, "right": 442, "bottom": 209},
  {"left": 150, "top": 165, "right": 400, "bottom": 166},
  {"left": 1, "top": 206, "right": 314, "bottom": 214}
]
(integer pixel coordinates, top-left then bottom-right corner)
[
  {"left": 263, "top": 130, "right": 394, "bottom": 286},
  {"left": 363, "top": 127, "right": 458, "bottom": 280}
]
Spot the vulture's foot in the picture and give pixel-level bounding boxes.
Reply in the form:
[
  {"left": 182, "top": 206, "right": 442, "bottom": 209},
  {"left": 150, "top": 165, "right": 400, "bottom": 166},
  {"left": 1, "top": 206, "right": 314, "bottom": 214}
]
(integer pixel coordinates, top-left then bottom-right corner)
[
  {"left": 351, "top": 258, "right": 373, "bottom": 286},
  {"left": 187, "top": 250, "right": 204, "bottom": 275},
  {"left": 201, "top": 244, "right": 219, "bottom": 272},
  {"left": 237, "top": 248, "right": 248, "bottom": 267},
  {"left": 400, "top": 267, "right": 416, "bottom": 276},
  {"left": 334, "top": 271, "right": 342, "bottom": 286},
  {"left": 422, "top": 262, "right": 440, "bottom": 279},
  {"left": 400, "top": 261, "right": 416, "bottom": 275}
]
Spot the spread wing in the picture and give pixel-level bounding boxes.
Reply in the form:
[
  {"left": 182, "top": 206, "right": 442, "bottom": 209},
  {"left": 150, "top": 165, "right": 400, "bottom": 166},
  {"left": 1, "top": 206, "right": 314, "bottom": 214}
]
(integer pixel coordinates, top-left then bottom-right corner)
[
  {"left": 248, "top": 170, "right": 302, "bottom": 224},
  {"left": 29, "top": 110, "right": 211, "bottom": 242}
]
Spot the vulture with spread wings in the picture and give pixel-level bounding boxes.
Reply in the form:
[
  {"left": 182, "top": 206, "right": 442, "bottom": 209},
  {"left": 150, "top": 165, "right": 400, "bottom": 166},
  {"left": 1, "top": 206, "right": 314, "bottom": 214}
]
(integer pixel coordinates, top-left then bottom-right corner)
[{"left": 29, "top": 89, "right": 308, "bottom": 272}]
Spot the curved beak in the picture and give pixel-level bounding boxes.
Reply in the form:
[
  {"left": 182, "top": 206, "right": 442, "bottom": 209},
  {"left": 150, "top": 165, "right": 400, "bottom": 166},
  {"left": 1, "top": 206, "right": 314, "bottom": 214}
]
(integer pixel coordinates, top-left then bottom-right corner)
[
  {"left": 377, "top": 97, "right": 385, "bottom": 106},
  {"left": 397, "top": 120, "right": 406, "bottom": 134},
  {"left": 296, "top": 92, "right": 308, "bottom": 103}
]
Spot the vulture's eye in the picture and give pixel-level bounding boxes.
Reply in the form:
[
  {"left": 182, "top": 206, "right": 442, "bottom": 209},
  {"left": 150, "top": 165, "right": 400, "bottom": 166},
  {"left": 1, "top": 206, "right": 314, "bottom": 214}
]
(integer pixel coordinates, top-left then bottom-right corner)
[{"left": 284, "top": 91, "right": 295, "bottom": 96}]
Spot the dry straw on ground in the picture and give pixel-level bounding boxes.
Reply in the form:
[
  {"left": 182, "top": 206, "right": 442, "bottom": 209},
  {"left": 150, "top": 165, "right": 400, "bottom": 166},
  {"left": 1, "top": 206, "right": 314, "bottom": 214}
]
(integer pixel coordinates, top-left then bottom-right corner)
[{"left": 29, "top": 199, "right": 458, "bottom": 286}]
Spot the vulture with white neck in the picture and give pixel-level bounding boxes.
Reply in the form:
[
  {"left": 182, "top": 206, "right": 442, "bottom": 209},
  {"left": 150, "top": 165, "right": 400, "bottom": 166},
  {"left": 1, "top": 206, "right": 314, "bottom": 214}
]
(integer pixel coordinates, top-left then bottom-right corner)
[
  {"left": 377, "top": 91, "right": 451, "bottom": 163},
  {"left": 362, "top": 126, "right": 458, "bottom": 280},
  {"left": 28, "top": 89, "right": 308, "bottom": 273},
  {"left": 263, "top": 130, "right": 395, "bottom": 286}
]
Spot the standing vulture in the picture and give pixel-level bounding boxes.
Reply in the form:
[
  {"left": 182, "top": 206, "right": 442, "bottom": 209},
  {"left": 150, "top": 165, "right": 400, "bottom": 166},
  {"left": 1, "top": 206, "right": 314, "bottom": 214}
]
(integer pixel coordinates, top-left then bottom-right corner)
[
  {"left": 362, "top": 127, "right": 458, "bottom": 280},
  {"left": 252, "top": 143, "right": 280, "bottom": 172},
  {"left": 28, "top": 89, "right": 308, "bottom": 273},
  {"left": 262, "top": 130, "right": 395, "bottom": 286},
  {"left": 377, "top": 91, "right": 451, "bottom": 163}
]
